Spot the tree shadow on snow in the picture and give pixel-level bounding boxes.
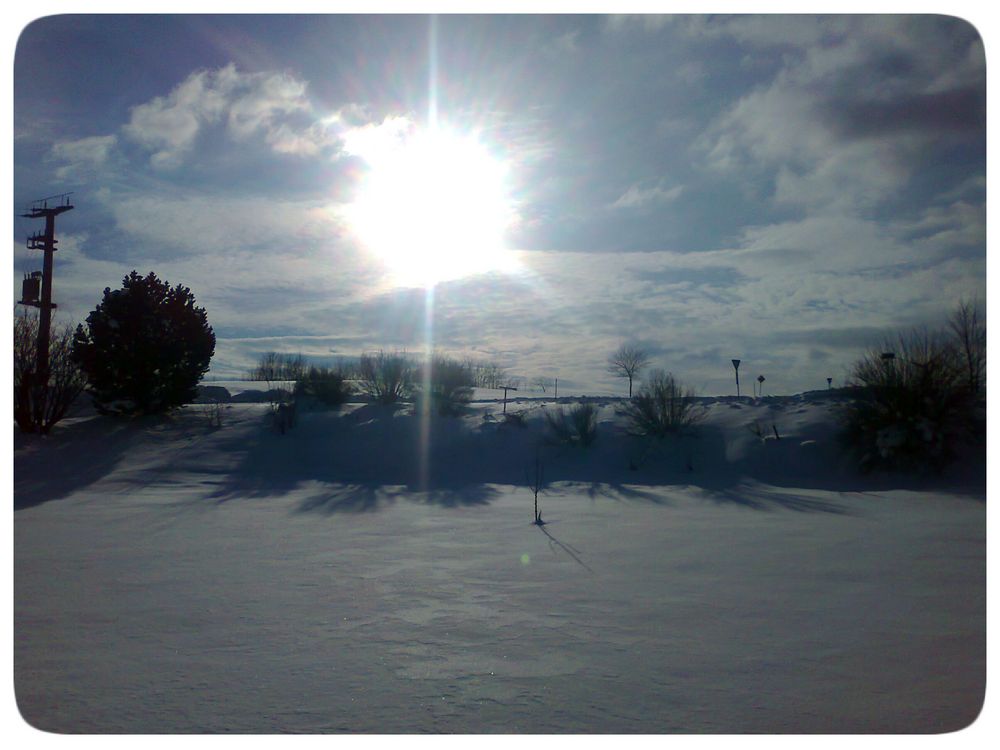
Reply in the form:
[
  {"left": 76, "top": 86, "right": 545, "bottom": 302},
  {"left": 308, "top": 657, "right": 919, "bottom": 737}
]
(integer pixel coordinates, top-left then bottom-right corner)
[
  {"left": 624, "top": 422, "right": 985, "bottom": 514},
  {"left": 14, "top": 417, "right": 146, "bottom": 510},
  {"left": 204, "top": 405, "right": 669, "bottom": 516},
  {"left": 292, "top": 482, "right": 501, "bottom": 515},
  {"left": 74, "top": 399, "right": 982, "bottom": 519}
]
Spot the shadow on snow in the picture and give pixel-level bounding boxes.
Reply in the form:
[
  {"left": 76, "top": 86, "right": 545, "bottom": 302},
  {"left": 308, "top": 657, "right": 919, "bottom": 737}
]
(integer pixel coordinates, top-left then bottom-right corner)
[{"left": 14, "top": 397, "right": 984, "bottom": 516}]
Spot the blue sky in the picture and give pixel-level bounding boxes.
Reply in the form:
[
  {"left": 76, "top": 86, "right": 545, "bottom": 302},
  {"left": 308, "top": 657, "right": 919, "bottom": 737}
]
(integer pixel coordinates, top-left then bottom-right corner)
[{"left": 12, "top": 13, "right": 987, "bottom": 395}]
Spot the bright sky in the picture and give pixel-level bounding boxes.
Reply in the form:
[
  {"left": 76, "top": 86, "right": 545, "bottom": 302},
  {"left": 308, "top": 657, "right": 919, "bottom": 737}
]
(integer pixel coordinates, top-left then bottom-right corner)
[{"left": 11, "top": 11, "right": 987, "bottom": 395}]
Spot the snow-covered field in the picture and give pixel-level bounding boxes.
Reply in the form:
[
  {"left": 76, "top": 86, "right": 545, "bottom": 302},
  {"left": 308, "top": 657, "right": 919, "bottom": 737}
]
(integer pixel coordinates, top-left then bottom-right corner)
[{"left": 14, "top": 392, "right": 986, "bottom": 733}]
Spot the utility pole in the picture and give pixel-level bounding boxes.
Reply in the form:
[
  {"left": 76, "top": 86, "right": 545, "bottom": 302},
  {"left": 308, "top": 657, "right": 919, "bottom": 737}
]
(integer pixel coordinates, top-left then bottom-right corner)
[{"left": 19, "top": 193, "right": 74, "bottom": 391}]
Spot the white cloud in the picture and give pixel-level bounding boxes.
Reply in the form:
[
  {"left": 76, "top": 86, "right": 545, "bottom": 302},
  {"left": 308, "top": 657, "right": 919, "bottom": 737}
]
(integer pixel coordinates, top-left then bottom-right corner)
[
  {"left": 124, "top": 68, "right": 228, "bottom": 167},
  {"left": 610, "top": 182, "right": 682, "bottom": 210},
  {"left": 48, "top": 134, "right": 118, "bottom": 179},
  {"left": 339, "top": 115, "right": 414, "bottom": 161},
  {"left": 122, "top": 64, "right": 335, "bottom": 168}
]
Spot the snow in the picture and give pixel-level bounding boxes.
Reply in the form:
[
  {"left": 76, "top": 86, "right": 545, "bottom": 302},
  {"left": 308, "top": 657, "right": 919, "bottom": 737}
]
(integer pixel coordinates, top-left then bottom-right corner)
[{"left": 13, "top": 392, "right": 986, "bottom": 733}]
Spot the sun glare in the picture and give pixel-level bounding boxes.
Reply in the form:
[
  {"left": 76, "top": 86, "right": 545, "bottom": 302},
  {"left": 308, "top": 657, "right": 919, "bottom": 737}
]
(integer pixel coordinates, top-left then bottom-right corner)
[{"left": 345, "top": 124, "right": 517, "bottom": 287}]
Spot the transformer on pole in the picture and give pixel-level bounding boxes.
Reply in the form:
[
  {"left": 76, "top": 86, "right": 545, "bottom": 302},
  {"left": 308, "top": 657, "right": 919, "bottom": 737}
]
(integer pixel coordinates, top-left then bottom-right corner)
[{"left": 19, "top": 192, "right": 74, "bottom": 392}]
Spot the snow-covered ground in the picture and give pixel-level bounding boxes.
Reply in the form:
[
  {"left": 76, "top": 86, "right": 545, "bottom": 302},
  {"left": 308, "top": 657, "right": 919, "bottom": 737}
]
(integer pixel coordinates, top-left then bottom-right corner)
[{"left": 14, "top": 393, "right": 986, "bottom": 733}]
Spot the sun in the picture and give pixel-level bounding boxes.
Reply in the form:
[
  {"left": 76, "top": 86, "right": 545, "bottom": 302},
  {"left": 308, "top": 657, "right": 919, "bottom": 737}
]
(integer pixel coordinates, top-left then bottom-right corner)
[{"left": 345, "top": 123, "right": 517, "bottom": 287}]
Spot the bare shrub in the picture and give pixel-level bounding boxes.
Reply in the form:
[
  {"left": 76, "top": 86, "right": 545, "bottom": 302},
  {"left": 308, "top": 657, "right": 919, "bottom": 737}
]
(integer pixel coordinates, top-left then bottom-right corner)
[
  {"left": 14, "top": 309, "right": 87, "bottom": 434},
  {"left": 204, "top": 399, "right": 226, "bottom": 428},
  {"left": 623, "top": 370, "right": 702, "bottom": 437},
  {"left": 545, "top": 402, "right": 598, "bottom": 446},
  {"left": 359, "top": 350, "right": 413, "bottom": 404}
]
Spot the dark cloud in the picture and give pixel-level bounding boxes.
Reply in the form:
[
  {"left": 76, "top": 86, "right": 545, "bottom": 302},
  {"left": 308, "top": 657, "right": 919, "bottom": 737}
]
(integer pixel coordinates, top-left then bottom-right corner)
[{"left": 825, "top": 88, "right": 985, "bottom": 140}]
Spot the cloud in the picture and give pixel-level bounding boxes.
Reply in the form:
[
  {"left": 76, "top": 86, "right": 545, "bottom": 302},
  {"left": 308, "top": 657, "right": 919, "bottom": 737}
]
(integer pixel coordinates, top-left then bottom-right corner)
[
  {"left": 696, "top": 16, "right": 985, "bottom": 214},
  {"left": 48, "top": 134, "right": 118, "bottom": 179},
  {"left": 681, "top": 14, "right": 852, "bottom": 48},
  {"left": 609, "top": 182, "right": 683, "bottom": 210},
  {"left": 93, "top": 189, "right": 343, "bottom": 257},
  {"left": 339, "top": 115, "right": 414, "bottom": 161},
  {"left": 122, "top": 64, "right": 336, "bottom": 168},
  {"left": 123, "top": 68, "right": 228, "bottom": 167},
  {"left": 549, "top": 30, "right": 580, "bottom": 55},
  {"left": 604, "top": 15, "right": 672, "bottom": 33}
]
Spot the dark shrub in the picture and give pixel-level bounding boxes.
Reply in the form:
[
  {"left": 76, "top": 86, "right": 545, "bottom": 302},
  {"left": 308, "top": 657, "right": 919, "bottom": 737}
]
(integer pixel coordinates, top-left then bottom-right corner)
[
  {"left": 72, "top": 271, "right": 215, "bottom": 415},
  {"left": 841, "top": 327, "right": 975, "bottom": 472},
  {"left": 623, "top": 370, "right": 702, "bottom": 437},
  {"left": 359, "top": 350, "right": 413, "bottom": 404},
  {"left": 295, "top": 366, "right": 352, "bottom": 408},
  {"left": 545, "top": 402, "right": 598, "bottom": 446},
  {"left": 422, "top": 355, "right": 475, "bottom": 415}
]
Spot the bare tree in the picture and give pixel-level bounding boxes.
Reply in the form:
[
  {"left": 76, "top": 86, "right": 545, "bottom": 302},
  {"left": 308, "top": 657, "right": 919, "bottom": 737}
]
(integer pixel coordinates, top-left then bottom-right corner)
[
  {"left": 248, "top": 351, "right": 306, "bottom": 382},
  {"left": 14, "top": 309, "right": 87, "bottom": 433},
  {"left": 532, "top": 376, "right": 551, "bottom": 393},
  {"left": 474, "top": 359, "right": 509, "bottom": 389},
  {"left": 949, "top": 297, "right": 985, "bottom": 402},
  {"left": 608, "top": 343, "right": 650, "bottom": 398}
]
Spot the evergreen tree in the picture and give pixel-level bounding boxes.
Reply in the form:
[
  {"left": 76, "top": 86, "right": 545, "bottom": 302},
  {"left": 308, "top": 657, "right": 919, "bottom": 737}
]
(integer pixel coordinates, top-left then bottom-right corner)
[{"left": 72, "top": 271, "right": 215, "bottom": 414}]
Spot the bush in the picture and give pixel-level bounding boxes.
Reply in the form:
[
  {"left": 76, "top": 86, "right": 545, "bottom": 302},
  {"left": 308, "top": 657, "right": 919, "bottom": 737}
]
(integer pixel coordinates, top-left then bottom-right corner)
[
  {"left": 359, "top": 350, "right": 413, "bottom": 404},
  {"left": 545, "top": 402, "right": 598, "bottom": 446},
  {"left": 294, "top": 366, "right": 352, "bottom": 408},
  {"left": 841, "top": 326, "right": 977, "bottom": 473},
  {"left": 422, "top": 355, "right": 475, "bottom": 415},
  {"left": 72, "top": 271, "right": 215, "bottom": 415},
  {"left": 623, "top": 370, "right": 702, "bottom": 437},
  {"left": 14, "top": 309, "right": 87, "bottom": 433}
]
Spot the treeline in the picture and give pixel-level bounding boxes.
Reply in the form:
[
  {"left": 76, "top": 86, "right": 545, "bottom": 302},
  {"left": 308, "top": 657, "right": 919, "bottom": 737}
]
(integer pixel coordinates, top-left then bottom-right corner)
[
  {"left": 245, "top": 349, "right": 528, "bottom": 415},
  {"left": 246, "top": 350, "right": 518, "bottom": 390}
]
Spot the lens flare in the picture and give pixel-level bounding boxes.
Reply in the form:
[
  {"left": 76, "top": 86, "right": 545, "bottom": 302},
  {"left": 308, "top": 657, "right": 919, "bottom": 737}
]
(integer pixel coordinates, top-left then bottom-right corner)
[{"left": 345, "top": 124, "right": 518, "bottom": 288}]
